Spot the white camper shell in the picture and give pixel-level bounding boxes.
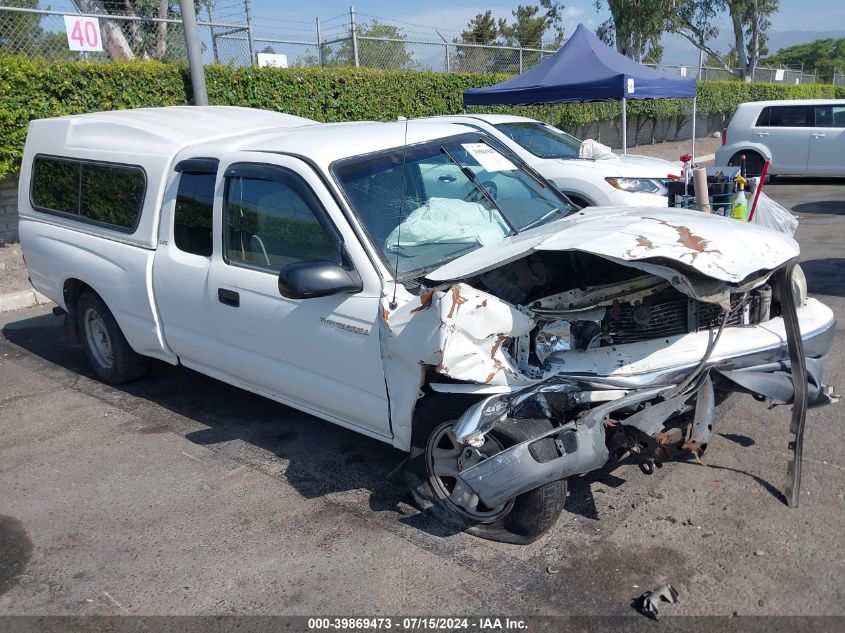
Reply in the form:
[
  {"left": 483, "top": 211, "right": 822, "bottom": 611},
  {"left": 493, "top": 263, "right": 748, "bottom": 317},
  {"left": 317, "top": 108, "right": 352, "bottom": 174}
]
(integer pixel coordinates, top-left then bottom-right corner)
[{"left": 19, "top": 106, "right": 317, "bottom": 248}]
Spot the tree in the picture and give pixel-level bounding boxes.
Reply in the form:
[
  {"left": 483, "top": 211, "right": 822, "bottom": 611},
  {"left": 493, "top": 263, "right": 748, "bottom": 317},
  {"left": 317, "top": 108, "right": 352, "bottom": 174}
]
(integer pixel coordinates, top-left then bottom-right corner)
[
  {"left": 331, "top": 20, "right": 414, "bottom": 70},
  {"left": 461, "top": 10, "right": 499, "bottom": 45},
  {"left": 70, "top": 0, "right": 212, "bottom": 61},
  {"left": 0, "top": 0, "right": 43, "bottom": 55},
  {"left": 539, "top": 0, "right": 568, "bottom": 44},
  {"left": 593, "top": 0, "right": 670, "bottom": 62},
  {"left": 668, "top": 0, "right": 779, "bottom": 81},
  {"left": 454, "top": 10, "right": 501, "bottom": 72},
  {"left": 0, "top": 0, "right": 79, "bottom": 60},
  {"left": 501, "top": 4, "right": 567, "bottom": 70},
  {"left": 766, "top": 37, "right": 845, "bottom": 83},
  {"left": 499, "top": 5, "right": 552, "bottom": 48}
]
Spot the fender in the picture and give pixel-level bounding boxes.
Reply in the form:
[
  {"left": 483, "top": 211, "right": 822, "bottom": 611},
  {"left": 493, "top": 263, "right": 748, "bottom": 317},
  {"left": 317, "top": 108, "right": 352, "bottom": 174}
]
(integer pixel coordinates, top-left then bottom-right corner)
[{"left": 716, "top": 140, "right": 773, "bottom": 164}]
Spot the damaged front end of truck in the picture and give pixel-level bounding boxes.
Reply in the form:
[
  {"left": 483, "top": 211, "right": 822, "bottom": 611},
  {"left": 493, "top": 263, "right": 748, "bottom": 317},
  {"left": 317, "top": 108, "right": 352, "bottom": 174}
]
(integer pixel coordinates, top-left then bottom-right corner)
[{"left": 382, "top": 208, "right": 836, "bottom": 541}]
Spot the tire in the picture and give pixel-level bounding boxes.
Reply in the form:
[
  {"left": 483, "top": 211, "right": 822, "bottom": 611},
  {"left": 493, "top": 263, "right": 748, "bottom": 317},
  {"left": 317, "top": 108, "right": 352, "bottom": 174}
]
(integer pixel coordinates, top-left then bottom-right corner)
[
  {"left": 728, "top": 151, "right": 765, "bottom": 178},
  {"left": 564, "top": 193, "right": 592, "bottom": 208},
  {"left": 76, "top": 290, "right": 146, "bottom": 384},
  {"left": 405, "top": 397, "right": 566, "bottom": 544}
]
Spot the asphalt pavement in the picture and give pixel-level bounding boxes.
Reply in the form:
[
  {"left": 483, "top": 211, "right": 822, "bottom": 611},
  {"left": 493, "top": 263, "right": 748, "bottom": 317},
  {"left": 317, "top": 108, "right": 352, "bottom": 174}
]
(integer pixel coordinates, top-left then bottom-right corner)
[{"left": 0, "top": 178, "right": 843, "bottom": 619}]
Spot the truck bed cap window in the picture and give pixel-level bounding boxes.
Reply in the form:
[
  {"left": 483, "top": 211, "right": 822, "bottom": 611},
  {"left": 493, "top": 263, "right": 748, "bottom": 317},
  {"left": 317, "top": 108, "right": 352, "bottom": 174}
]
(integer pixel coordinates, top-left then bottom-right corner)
[{"left": 30, "top": 155, "right": 145, "bottom": 233}]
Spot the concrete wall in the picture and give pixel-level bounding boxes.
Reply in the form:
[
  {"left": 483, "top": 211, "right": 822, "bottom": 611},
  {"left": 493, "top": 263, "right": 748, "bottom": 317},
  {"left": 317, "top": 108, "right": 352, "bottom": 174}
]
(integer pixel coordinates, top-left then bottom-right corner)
[
  {"left": 572, "top": 113, "right": 726, "bottom": 150},
  {"left": 0, "top": 176, "right": 18, "bottom": 244}
]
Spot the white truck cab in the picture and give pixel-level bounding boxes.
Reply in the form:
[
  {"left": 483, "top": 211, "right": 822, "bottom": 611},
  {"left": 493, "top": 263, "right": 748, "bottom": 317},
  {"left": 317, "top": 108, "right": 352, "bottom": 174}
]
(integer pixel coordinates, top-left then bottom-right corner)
[{"left": 19, "top": 107, "right": 836, "bottom": 544}]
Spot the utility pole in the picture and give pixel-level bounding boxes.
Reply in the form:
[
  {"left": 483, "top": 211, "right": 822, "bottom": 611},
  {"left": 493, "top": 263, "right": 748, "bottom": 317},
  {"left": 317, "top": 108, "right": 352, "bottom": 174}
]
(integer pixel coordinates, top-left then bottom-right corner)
[
  {"left": 180, "top": 0, "right": 208, "bottom": 105},
  {"left": 316, "top": 17, "right": 323, "bottom": 67},
  {"left": 244, "top": 0, "right": 256, "bottom": 66},
  {"left": 350, "top": 5, "right": 359, "bottom": 68}
]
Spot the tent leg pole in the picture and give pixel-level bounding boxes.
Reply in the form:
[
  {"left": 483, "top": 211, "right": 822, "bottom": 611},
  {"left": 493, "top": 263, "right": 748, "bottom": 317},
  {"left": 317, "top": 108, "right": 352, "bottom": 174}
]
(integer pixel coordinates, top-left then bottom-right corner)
[
  {"left": 691, "top": 97, "right": 697, "bottom": 165},
  {"left": 622, "top": 97, "right": 627, "bottom": 155}
]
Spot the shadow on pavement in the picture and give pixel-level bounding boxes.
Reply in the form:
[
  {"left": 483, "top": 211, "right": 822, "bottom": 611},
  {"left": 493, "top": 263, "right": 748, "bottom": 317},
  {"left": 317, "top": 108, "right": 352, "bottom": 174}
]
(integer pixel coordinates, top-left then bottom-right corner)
[
  {"left": 792, "top": 200, "right": 845, "bottom": 215},
  {"left": 0, "top": 312, "right": 615, "bottom": 539},
  {"left": 801, "top": 258, "right": 845, "bottom": 297},
  {"left": 769, "top": 177, "right": 845, "bottom": 187}
]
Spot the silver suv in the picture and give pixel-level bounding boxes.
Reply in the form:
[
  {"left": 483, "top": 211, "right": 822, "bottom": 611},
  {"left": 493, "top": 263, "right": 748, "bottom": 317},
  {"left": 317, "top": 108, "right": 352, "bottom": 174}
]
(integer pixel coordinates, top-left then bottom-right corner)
[{"left": 715, "top": 99, "right": 845, "bottom": 177}]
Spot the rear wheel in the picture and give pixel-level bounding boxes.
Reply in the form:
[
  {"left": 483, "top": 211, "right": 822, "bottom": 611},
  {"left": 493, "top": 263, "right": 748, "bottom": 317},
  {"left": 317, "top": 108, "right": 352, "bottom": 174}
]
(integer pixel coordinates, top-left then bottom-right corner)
[
  {"left": 405, "top": 405, "right": 566, "bottom": 544},
  {"left": 77, "top": 290, "right": 146, "bottom": 384},
  {"left": 728, "top": 151, "right": 765, "bottom": 177}
]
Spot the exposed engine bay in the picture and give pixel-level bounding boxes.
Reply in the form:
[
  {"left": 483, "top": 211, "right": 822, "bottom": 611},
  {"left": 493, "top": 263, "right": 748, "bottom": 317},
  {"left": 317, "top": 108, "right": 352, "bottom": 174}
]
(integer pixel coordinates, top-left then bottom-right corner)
[{"left": 466, "top": 251, "right": 783, "bottom": 377}]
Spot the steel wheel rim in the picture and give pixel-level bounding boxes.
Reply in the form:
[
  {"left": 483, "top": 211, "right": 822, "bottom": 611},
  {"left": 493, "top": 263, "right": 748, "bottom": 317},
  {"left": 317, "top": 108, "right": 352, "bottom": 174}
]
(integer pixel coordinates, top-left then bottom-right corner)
[
  {"left": 83, "top": 307, "right": 113, "bottom": 369},
  {"left": 425, "top": 422, "right": 513, "bottom": 522}
]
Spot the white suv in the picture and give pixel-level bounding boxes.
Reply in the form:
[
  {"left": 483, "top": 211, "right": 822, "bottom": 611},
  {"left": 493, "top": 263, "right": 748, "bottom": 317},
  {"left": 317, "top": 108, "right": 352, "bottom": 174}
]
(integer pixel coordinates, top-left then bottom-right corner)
[
  {"left": 420, "top": 114, "right": 681, "bottom": 208},
  {"left": 716, "top": 99, "right": 845, "bottom": 177}
]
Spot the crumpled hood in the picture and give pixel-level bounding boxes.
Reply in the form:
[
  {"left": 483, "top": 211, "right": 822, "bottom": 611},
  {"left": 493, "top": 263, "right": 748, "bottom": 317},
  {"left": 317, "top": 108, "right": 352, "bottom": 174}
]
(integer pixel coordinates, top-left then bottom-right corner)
[{"left": 427, "top": 206, "right": 799, "bottom": 299}]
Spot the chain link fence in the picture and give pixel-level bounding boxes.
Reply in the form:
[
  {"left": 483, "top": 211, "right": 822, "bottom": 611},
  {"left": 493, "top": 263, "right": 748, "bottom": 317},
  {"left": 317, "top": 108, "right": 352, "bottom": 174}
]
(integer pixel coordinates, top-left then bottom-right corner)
[{"left": 0, "top": 3, "right": 831, "bottom": 84}]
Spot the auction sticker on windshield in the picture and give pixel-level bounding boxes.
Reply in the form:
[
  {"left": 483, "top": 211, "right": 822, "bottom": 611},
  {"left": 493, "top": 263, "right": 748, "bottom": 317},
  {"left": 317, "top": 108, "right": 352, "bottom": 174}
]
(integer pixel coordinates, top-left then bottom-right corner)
[{"left": 462, "top": 143, "right": 517, "bottom": 172}]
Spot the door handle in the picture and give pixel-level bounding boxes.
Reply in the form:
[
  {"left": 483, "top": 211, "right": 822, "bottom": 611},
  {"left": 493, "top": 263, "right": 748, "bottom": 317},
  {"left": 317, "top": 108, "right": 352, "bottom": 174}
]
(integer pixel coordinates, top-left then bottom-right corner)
[
  {"left": 438, "top": 174, "right": 456, "bottom": 182},
  {"left": 812, "top": 133, "right": 826, "bottom": 138},
  {"left": 756, "top": 132, "right": 770, "bottom": 137},
  {"left": 217, "top": 288, "right": 240, "bottom": 307}
]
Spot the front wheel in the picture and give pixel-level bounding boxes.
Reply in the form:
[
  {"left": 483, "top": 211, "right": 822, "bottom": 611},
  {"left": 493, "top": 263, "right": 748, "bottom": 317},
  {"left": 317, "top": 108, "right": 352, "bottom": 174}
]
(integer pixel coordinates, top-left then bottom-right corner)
[{"left": 405, "top": 417, "right": 566, "bottom": 544}]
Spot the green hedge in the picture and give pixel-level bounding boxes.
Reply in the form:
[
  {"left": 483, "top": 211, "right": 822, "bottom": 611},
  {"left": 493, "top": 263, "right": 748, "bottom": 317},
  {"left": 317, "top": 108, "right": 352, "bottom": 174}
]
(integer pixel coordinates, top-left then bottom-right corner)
[{"left": 2, "top": 56, "right": 844, "bottom": 180}]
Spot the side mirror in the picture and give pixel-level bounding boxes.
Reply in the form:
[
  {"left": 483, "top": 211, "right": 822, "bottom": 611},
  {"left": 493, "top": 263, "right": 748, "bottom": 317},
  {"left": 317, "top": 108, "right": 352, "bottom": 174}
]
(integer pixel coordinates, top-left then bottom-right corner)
[{"left": 278, "top": 261, "right": 363, "bottom": 300}]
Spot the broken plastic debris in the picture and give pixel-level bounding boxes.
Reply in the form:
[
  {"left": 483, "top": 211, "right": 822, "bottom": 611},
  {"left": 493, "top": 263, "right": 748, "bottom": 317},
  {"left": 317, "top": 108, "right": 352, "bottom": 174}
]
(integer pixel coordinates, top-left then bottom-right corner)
[{"left": 636, "top": 583, "right": 679, "bottom": 620}]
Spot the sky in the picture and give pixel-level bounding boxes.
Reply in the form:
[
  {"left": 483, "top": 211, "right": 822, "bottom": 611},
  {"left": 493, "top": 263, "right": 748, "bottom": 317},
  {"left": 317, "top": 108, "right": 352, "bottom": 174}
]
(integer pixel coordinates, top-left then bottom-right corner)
[{"left": 247, "top": 0, "right": 843, "bottom": 35}]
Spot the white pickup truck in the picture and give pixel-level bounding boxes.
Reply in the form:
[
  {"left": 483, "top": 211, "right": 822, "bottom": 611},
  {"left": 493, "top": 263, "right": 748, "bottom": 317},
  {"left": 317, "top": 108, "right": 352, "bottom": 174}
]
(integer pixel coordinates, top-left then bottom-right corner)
[{"left": 19, "top": 106, "right": 836, "bottom": 544}]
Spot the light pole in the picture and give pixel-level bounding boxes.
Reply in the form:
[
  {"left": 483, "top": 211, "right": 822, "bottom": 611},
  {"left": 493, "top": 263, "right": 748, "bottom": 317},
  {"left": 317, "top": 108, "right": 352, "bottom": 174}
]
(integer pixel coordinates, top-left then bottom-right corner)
[{"left": 180, "top": 0, "right": 208, "bottom": 105}]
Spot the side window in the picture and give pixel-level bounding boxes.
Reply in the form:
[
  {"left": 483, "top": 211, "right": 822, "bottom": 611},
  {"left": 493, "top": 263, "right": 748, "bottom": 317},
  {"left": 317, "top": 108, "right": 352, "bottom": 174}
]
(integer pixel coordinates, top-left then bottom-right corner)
[
  {"left": 766, "top": 106, "right": 809, "bottom": 127},
  {"left": 755, "top": 107, "right": 770, "bottom": 126},
  {"left": 814, "top": 105, "right": 845, "bottom": 127},
  {"left": 224, "top": 166, "right": 340, "bottom": 270},
  {"left": 31, "top": 156, "right": 145, "bottom": 231},
  {"left": 174, "top": 170, "right": 216, "bottom": 257},
  {"left": 813, "top": 106, "right": 832, "bottom": 127}
]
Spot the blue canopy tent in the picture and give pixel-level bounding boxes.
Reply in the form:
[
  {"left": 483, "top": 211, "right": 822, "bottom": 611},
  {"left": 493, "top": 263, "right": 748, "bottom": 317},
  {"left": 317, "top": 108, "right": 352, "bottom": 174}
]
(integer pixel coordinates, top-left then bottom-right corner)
[{"left": 463, "top": 23, "right": 698, "bottom": 155}]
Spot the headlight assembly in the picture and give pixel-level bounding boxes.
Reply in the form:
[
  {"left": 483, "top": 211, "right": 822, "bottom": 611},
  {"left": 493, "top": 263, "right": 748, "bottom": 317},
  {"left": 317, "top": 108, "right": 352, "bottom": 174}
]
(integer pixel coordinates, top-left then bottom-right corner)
[{"left": 605, "top": 177, "right": 668, "bottom": 196}]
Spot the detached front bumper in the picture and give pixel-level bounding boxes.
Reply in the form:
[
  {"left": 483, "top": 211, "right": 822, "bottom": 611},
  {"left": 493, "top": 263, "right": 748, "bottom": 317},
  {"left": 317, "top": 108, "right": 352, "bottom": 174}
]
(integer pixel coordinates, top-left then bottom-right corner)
[{"left": 453, "top": 271, "right": 836, "bottom": 510}]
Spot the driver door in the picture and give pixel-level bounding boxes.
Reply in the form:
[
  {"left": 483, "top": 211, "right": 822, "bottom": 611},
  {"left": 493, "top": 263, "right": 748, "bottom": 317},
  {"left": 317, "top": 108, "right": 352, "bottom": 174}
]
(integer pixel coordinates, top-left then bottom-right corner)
[{"left": 204, "top": 152, "right": 391, "bottom": 440}]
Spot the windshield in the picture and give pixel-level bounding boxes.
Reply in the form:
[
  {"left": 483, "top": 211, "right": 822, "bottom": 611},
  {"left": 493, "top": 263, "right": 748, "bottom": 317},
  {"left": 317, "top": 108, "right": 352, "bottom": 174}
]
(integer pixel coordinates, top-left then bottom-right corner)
[
  {"left": 494, "top": 122, "right": 582, "bottom": 159},
  {"left": 332, "top": 133, "right": 576, "bottom": 278}
]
